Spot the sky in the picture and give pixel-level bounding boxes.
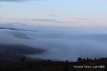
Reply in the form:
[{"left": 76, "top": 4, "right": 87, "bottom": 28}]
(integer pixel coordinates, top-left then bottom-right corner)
[{"left": 0, "top": 0, "right": 107, "bottom": 26}]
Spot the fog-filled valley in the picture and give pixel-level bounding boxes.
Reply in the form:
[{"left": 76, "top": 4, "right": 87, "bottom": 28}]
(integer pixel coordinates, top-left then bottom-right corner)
[{"left": 0, "top": 25, "right": 107, "bottom": 62}]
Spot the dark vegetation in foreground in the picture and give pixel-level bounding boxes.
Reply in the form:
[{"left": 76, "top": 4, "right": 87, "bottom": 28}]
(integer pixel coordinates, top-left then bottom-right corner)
[
  {"left": 0, "top": 44, "right": 107, "bottom": 71},
  {"left": 0, "top": 56, "right": 107, "bottom": 71}
]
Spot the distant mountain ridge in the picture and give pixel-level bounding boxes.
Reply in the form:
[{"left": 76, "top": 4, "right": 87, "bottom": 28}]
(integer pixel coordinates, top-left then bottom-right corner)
[{"left": 0, "top": 27, "right": 37, "bottom": 32}]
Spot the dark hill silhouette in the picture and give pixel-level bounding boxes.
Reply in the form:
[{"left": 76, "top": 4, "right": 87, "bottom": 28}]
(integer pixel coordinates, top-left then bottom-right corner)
[
  {"left": 0, "top": 27, "right": 37, "bottom": 32},
  {"left": 0, "top": 44, "right": 46, "bottom": 61}
]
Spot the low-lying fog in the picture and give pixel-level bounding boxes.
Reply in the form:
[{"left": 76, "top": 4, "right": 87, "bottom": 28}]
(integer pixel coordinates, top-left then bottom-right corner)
[{"left": 0, "top": 25, "right": 107, "bottom": 62}]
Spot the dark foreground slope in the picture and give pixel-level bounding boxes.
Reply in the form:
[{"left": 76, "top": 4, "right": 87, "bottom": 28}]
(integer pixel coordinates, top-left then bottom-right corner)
[
  {"left": 0, "top": 44, "right": 107, "bottom": 71},
  {"left": 0, "top": 44, "right": 45, "bottom": 62}
]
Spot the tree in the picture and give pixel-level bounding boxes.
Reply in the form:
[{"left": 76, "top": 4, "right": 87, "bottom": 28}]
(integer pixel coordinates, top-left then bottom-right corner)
[
  {"left": 66, "top": 60, "right": 68, "bottom": 63},
  {"left": 83, "top": 57, "right": 85, "bottom": 61},
  {"left": 77, "top": 57, "right": 82, "bottom": 62},
  {"left": 87, "top": 57, "right": 89, "bottom": 61},
  {"left": 94, "top": 57, "right": 97, "bottom": 61},
  {"left": 20, "top": 56, "right": 25, "bottom": 62}
]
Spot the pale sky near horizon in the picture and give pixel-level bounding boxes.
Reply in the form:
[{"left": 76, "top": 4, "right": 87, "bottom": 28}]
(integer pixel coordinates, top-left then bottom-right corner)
[{"left": 0, "top": 0, "right": 107, "bottom": 26}]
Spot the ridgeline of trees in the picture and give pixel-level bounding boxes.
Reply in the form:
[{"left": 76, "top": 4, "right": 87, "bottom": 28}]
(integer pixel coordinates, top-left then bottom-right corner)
[
  {"left": 77, "top": 56, "right": 107, "bottom": 62},
  {"left": 19, "top": 55, "right": 107, "bottom": 63},
  {"left": 1, "top": 55, "right": 107, "bottom": 71}
]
